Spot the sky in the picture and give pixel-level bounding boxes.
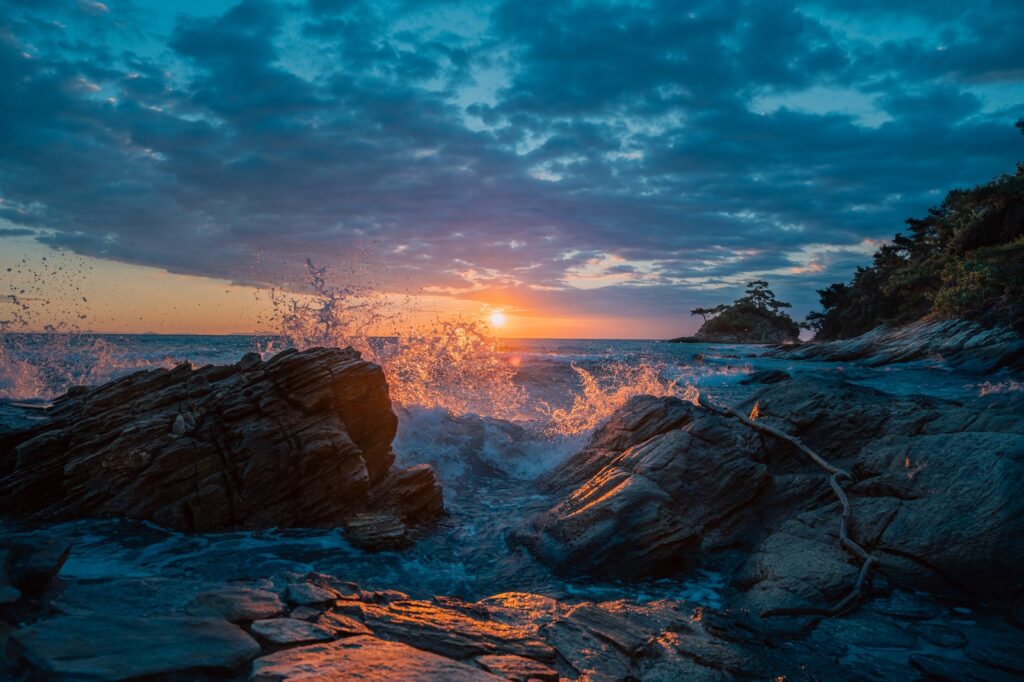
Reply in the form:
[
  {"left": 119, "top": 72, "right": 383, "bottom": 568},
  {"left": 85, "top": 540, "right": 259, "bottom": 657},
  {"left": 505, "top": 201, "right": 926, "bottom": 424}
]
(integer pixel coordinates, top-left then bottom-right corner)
[{"left": 1, "top": 0, "right": 1023, "bottom": 338}]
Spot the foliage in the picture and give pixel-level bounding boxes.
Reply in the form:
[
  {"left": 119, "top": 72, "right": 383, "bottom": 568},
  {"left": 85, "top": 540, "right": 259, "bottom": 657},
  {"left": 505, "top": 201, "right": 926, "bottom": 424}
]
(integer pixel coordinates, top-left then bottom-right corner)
[
  {"left": 692, "top": 280, "right": 800, "bottom": 341},
  {"left": 806, "top": 125, "right": 1024, "bottom": 339}
]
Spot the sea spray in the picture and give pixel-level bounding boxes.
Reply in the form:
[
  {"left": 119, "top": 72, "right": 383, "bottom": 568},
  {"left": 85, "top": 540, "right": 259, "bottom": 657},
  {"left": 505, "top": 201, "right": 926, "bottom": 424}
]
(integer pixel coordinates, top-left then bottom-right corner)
[{"left": 0, "top": 253, "right": 180, "bottom": 400}]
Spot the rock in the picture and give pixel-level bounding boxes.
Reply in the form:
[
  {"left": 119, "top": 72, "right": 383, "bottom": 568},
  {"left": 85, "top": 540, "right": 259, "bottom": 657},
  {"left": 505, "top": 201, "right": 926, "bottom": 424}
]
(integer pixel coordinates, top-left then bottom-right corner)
[
  {"left": 0, "top": 347, "right": 443, "bottom": 534},
  {"left": 251, "top": 635, "right": 506, "bottom": 681},
  {"left": 317, "top": 610, "right": 373, "bottom": 637},
  {"left": 9, "top": 615, "right": 260, "bottom": 680},
  {"left": 513, "top": 408, "right": 769, "bottom": 578},
  {"left": 186, "top": 587, "right": 285, "bottom": 622},
  {"left": 475, "top": 654, "right": 559, "bottom": 681},
  {"left": 0, "top": 550, "right": 21, "bottom": 606},
  {"left": 768, "top": 317, "right": 1024, "bottom": 373},
  {"left": 854, "top": 431, "right": 1024, "bottom": 596},
  {"left": 964, "top": 625, "right": 1024, "bottom": 674},
  {"left": 339, "top": 597, "right": 557, "bottom": 662},
  {"left": 910, "top": 654, "right": 1022, "bottom": 682},
  {"left": 3, "top": 537, "right": 71, "bottom": 597},
  {"left": 251, "top": 618, "right": 335, "bottom": 647},
  {"left": 288, "top": 605, "right": 322, "bottom": 621},
  {"left": 908, "top": 622, "right": 967, "bottom": 648},
  {"left": 368, "top": 462, "right": 445, "bottom": 523},
  {"left": 739, "top": 369, "right": 790, "bottom": 385},
  {"left": 544, "top": 395, "right": 695, "bottom": 493},
  {"left": 871, "top": 591, "right": 943, "bottom": 621},
  {"left": 343, "top": 512, "right": 410, "bottom": 551},
  {"left": 285, "top": 579, "right": 343, "bottom": 607}
]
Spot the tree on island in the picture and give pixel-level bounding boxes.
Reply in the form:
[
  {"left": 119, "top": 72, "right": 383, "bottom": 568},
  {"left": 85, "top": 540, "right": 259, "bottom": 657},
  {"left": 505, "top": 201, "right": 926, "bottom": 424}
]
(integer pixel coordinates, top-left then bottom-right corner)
[
  {"left": 804, "top": 121, "right": 1024, "bottom": 340},
  {"left": 689, "top": 280, "right": 800, "bottom": 343}
]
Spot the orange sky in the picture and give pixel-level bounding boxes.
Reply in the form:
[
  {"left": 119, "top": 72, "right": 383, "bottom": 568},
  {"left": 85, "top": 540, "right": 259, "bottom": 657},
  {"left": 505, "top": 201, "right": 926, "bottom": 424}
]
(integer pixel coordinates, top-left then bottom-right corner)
[{"left": 0, "top": 237, "right": 698, "bottom": 339}]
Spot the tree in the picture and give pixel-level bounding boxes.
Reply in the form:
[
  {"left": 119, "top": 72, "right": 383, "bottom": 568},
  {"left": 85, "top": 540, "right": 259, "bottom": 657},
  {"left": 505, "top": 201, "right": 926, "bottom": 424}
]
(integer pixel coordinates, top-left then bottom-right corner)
[
  {"left": 738, "top": 280, "right": 793, "bottom": 313},
  {"left": 804, "top": 123, "right": 1024, "bottom": 339}
]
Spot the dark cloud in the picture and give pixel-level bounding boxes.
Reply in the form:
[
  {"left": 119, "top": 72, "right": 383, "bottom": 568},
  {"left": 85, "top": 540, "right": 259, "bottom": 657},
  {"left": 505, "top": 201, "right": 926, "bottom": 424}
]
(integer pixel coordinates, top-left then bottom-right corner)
[{"left": 0, "top": 0, "right": 1022, "bottom": 331}]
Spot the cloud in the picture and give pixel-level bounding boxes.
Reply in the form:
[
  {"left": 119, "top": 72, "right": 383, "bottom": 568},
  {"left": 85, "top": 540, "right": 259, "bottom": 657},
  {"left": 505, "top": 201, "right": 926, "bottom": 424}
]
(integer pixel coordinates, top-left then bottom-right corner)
[{"left": 0, "top": 0, "right": 1022, "bottom": 329}]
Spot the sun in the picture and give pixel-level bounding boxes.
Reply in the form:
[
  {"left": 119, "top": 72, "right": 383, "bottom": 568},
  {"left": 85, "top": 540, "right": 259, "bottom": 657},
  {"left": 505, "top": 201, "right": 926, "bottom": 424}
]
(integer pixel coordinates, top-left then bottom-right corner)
[{"left": 488, "top": 310, "right": 507, "bottom": 327}]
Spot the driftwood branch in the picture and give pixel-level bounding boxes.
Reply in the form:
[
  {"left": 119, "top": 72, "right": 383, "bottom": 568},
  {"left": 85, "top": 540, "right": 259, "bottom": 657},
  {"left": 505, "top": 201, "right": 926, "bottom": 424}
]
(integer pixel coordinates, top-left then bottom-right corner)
[{"left": 697, "top": 393, "right": 877, "bottom": 618}]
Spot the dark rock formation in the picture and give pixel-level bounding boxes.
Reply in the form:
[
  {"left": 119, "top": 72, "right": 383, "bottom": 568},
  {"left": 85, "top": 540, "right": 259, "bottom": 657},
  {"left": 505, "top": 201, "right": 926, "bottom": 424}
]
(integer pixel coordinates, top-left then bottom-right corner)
[
  {"left": 516, "top": 374, "right": 1024, "bottom": 613},
  {"left": 512, "top": 403, "right": 770, "bottom": 578},
  {"left": 769, "top": 317, "right": 1024, "bottom": 372},
  {"left": 0, "top": 347, "right": 443, "bottom": 538},
  {"left": 9, "top": 615, "right": 261, "bottom": 680}
]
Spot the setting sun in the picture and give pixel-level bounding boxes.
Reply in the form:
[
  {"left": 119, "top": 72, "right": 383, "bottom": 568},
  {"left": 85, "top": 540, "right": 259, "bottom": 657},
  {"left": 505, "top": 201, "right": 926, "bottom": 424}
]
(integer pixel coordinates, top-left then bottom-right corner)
[{"left": 488, "top": 310, "right": 508, "bottom": 327}]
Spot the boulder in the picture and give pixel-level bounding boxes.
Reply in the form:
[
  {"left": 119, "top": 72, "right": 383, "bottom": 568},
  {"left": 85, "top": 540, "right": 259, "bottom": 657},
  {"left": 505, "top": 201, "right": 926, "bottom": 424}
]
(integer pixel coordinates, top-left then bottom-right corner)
[
  {"left": 0, "top": 347, "right": 443, "bottom": 538},
  {"left": 250, "top": 635, "right": 506, "bottom": 681},
  {"left": 250, "top": 618, "right": 334, "bottom": 647},
  {"left": 9, "top": 615, "right": 260, "bottom": 680},
  {"left": 335, "top": 597, "right": 557, "bottom": 662},
  {"left": 186, "top": 587, "right": 285, "bottom": 622},
  {"left": 513, "top": 406, "right": 769, "bottom": 578}
]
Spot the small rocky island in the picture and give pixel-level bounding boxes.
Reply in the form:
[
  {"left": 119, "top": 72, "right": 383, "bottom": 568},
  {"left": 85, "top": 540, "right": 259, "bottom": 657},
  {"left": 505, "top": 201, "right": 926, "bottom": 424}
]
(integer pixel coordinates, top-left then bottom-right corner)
[{"left": 669, "top": 280, "right": 801, "bottom": 344}]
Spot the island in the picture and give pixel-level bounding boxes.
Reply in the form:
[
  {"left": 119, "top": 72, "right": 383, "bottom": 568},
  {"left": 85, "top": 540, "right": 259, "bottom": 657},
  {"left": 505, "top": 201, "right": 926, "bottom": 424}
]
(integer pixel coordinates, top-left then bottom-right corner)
[{"left": 668, "top": 280, "right": 801, "bottom": 344}]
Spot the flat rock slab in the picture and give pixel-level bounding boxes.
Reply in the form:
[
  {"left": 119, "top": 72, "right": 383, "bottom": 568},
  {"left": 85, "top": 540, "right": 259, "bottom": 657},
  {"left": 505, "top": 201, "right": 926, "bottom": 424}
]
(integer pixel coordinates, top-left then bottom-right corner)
[
  {"left": 187, "top": 587, "right": 285, "bottom": 622},
  {"left": 251, "top": 618, "right": 334, "bottom": 646},
  {"left": 250, "top": 635, "right": 505, "bottom": 681},
  {"left": 9, "top": 615, "right": 260, "bottom": 680},
  {"left": 476, "top": 654, "right": 559, "bottom": 681}
]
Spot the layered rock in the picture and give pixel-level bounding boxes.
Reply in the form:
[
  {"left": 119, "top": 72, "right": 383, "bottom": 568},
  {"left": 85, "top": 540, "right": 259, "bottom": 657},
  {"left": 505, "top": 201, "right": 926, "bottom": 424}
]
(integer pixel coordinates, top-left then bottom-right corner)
[
  {"left": 517, "top": 373, "right": 1024, "bottom": 614},
  {"left": 769, "top": 317, "right": 1024, "bottom": 372},
  {"left": 513, "top": 400, "right": 770, "bottom": 578},
  {"left": 0, "top": 347, "right": 443, "bottom": 536}
]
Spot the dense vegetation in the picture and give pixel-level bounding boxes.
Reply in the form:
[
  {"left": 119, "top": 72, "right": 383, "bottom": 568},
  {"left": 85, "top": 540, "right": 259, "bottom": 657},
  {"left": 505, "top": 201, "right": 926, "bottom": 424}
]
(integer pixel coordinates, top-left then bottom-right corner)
[
  {"left": 691, "top": 280, "right": 801, "bottom": 342},
  {"left": 805, "top": 122, "right": 1024, "bottom": 340}
]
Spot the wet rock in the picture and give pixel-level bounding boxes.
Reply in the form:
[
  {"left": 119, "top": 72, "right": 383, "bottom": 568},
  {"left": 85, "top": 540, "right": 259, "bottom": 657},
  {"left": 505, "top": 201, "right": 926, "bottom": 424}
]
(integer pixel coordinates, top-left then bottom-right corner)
[
  {"left": 250, "top": 618, "right": 334, "bottom": 647},
  {"left": 514, "top": 408, "right": 769, "bottom": 578},
  {"left": 9, "top": 615, "right": 260, "bottom": 680},
  {"left": 908, "top": 622, "right": 967, "bottom": 649},
  {"left": 186, "top": 587, "right": 285, "bottom": 622},
  {"left": 285, "top": 578, "right": 344, "bottom": 607},
  {"left": 809, "top": 612, "right": 917, "bottom": 652},
  {"left": 250, "top": 635, "right": 505, "bottom": 681},
  {"left": 4, "top": 537, "right": 71, "bottom": 597},
  {"left": 317, "top": 610, "right": 373, "bottom": 637},
  {"left": 739, "top": 369, "right": 790, "bottom": 385},
  {"left": 367, "top": 462, "right": 445, "bottom": 524},
  {"left": 872, "top": 591, "right": 943, "bottom": 621},
  {"left": 855, "top": 431, "right": 1024, "bottom": 596},
  {"left": 964, "top": 625, "right": 1024, "bottom": 674},
  {"left": 475, "top": 654, "right": 559, "bottom": 681},
  {"left": 0, "top": 347, "right": 442, "bottom": 535},
  {"left": 768, "top": 318, "right": 1024, "bottom": 373},
  {"left": 544, "top": 395, "right": 694, "bottom": 492},
  {"left": 343, "top": 512, "right": 410, "bottom": 551},
  {"left": 0, "top": 550, "right": 22, "bottom": 606},
  {"left": 341, "top": 598, "right": 557, "bottom": 662},
  {"left": 910, "top": 653, "right": 1022, "bottom": 682},
  {"left": 288, "top": 605, "right": 321, "bottom": 621}
]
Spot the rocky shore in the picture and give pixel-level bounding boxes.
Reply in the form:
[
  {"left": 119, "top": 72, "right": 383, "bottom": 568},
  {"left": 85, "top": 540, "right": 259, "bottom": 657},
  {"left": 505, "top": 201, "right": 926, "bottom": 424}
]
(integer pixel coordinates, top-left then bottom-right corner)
[
  {"left": 2, "top": 344, "right": 1023, "bottom": 679},
  {"left": 768, "top": 317, "right": 1024, "bottom": 373}
]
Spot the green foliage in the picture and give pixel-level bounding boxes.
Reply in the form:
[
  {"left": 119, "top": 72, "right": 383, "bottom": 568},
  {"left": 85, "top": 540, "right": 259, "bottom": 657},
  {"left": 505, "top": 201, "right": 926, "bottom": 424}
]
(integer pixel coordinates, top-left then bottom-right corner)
[
  {"left": 806, "top": 131, "right": 1024, "bottom": 339},
  {"left": 692, "top": 281, "right": 800, "bottom": 341}
]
